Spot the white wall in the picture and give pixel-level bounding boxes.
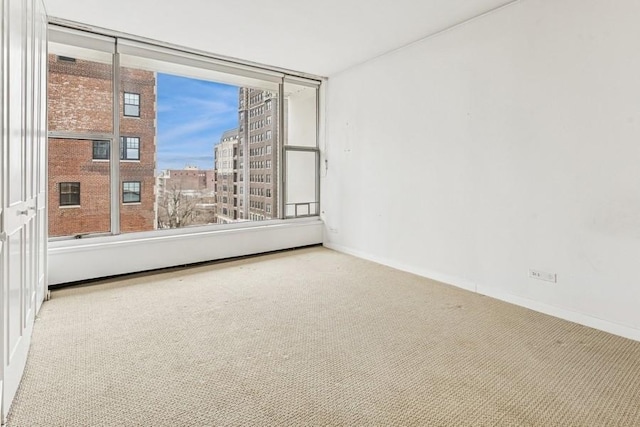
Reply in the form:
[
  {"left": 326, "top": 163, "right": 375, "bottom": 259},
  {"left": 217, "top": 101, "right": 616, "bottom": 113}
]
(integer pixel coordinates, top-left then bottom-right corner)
[{"left": 322, "top": 0, "right": 640, "bottom": 341}]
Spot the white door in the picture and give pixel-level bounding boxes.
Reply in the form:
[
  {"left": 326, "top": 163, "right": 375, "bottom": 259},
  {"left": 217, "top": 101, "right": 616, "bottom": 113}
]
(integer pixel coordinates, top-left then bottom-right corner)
[{"left": 0, "top": 0, "right": 47, "bottom": 421}]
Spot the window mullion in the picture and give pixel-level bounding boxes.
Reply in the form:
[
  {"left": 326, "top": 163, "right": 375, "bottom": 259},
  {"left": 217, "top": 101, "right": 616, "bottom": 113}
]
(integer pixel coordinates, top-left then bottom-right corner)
[
  {"left": 242, "top": 93, "right": 249, "bottom": 220},
  {"left": 315, "top": 86, "right": 321, "bottom": 217},
  {"left": 111, "top": 50, "right": 121, "bottom": 234},
  {"left": 278, "top": 80, "right": 285, "bottom": 219}
]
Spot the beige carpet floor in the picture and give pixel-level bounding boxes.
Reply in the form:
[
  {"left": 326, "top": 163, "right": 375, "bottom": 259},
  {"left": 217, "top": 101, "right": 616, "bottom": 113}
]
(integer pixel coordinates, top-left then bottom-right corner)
[{"left": 6, "top": 246, "right": 640, "bottom": 426}]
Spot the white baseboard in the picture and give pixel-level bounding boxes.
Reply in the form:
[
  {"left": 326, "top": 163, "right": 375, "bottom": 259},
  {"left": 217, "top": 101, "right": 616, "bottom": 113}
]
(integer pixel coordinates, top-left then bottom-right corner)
[
  {"left": 324, "top": 242, "right": 477, "bottom": 292},
  {"left": 324, "top": 242, "right": 640, "bottom": 343},
  {"left": 476, "top": 285, "right": 640, "bottom": 342}
]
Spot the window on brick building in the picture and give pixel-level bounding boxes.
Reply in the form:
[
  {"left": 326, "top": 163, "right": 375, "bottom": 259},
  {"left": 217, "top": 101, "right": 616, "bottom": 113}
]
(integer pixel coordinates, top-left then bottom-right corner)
[
  {"left": 120, "top": 136, "right": 140, "bottom": 160},
  {"left": 92, "top": 140, "right": 110, "bottom": 160},
  {"left": 59, "top": 182, "right": 81, "bottom": 206},
  {"left": 57, "top": 55, "right": 76, "bottom": 63},
  {"left": 124, "top": 92, "right": 140, "bottom": 117},
  {"left": 123, "top": 181, "right": 141, "bottom": 203}
]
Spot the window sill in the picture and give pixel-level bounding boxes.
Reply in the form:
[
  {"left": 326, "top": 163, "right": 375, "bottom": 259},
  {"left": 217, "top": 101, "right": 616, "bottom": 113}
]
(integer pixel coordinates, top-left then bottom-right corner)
[
  {"left": 122, "top": 202, "right": 141, "bottom": 205},
  {"left": 48, "top": 217, "right": 324, "bottom": 285},
  {"left": 91, "top": 159, "right": 142, "bottom": 163},
  {"left": 59, "top": 205, "right": 81, "bottom": 209}
]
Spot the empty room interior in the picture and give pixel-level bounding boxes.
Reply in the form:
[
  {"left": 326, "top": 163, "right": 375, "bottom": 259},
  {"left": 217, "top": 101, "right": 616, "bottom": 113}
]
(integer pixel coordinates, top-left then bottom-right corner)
[{"left": 1, "top": 0, "right": 640, "bottom": 425}]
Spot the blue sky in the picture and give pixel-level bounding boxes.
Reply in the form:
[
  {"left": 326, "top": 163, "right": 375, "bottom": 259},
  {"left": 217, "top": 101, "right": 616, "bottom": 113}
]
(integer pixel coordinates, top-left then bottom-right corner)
[{"left": 157, "top": 73, "right": 238, "bottom": 171}]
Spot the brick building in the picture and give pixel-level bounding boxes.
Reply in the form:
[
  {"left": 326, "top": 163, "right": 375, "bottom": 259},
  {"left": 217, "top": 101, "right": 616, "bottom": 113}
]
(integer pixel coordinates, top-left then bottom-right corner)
[{"left": 48, "top": 55, "right": 156, "bottom": 237}]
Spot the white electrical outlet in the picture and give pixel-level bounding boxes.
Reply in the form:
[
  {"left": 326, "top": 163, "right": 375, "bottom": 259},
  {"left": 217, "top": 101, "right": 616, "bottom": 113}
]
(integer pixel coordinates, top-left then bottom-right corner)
[{"left": 529, "top": 269, "right": 557, "bottom": 283}]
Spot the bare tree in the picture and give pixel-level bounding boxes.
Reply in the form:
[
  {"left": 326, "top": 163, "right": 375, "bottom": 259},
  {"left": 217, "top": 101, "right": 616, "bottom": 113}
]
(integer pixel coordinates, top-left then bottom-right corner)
[{"left": 157, "top": 184, "right": 199, "bottom": 229}]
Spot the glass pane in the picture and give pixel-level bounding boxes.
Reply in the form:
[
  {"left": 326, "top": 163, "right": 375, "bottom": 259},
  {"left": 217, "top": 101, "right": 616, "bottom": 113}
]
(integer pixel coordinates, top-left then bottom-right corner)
[
  {"left": 48, "top": 37, "right": 114, "bottom": 239},
  {"left": 118, "top": 65, "right": 156, "bottom": 232},
  {"left": 285, "top": 150, "right": 318, "bottom": 217},
  {"left": 48, "top": 43, "right": 113, "bottom": 134},
  {"left": 124, "top": 104, "right": 139, "bottom": 117},
  {"left": 48, "top": 138, "right": 111, "bottom": 237},
  {"left": 240, "top": 88, "right": 280, "bottom": 222},
  {"left": 284, "top": 82, "right": 317, "bottom": 147},
  {"left": 119, "top": 54, "right": 281, "bottom": 231}
]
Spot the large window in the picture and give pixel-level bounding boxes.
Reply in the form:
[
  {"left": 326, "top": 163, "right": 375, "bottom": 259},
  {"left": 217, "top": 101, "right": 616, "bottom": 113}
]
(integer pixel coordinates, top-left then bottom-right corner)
[{"left": 48, "top": 25, "right": 320, "bottom": 239}]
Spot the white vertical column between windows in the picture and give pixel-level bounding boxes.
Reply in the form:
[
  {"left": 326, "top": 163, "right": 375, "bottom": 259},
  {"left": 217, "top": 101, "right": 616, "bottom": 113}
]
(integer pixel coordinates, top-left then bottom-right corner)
[
  {"left": 111, "top": 47, "right": 120, "bottom": 234},
  {"left": 278, "top": 80, "right": 285, "bottom": 219}
]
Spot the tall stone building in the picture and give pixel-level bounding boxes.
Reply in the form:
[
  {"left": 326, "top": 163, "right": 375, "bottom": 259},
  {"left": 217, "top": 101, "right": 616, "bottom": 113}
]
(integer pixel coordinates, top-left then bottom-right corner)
[
  {"left": 214, "top": 89, "right": 279, "bottom": 223},
  {"left": 238, "top": 88, "right": 278, "bottom": 221},
  {"left": 48, "top": 55, "right": 156, "bottom": 237},
  {"left": 214, "top": 129, "right": 239, "bottom": 223}
]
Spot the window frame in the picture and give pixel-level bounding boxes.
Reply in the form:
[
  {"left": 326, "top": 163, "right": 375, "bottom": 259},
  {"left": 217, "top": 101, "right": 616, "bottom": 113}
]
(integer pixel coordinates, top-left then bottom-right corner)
[
  {"left": 282, "top": 79, "right": 321, "bottom": 218},
  {"left": 59, "top": 182, "right": 81, "bottom": 206},
  {"left": 120, "top": 136, "right": 140, "bottom": 160},
  {"left": 92, "top": 140, "right": 110, "bottom": 160},
  {"left": 122, "top": 181, "right": 141, "bottom": 204},
  {"left": 48, "top": 23, "right": 321, "bottom": 241},
  {"left": 123, "top": 92, "right": 140, "bottom": 117}
]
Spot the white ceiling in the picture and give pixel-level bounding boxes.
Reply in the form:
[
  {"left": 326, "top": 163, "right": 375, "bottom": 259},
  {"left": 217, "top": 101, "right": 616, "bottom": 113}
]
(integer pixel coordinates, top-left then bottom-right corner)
[{"left": 43, "top": 0, "right": 515, "bottom": 77}]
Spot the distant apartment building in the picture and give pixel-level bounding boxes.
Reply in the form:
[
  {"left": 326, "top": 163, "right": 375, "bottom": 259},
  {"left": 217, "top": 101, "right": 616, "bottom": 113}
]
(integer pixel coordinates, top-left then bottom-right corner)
[
  {"left": 214, "top": 129, "right": 239, "bottom": 223},
  {"left": 156, "top": 167, "right": 216, "bottom": 228},
  {"left": 214, "top": 88, "right": 279, "bottom": 224},
  {"left": 48, "top": 54, "right": 156, "bottom": 237},
  {"left": 239, "top": 88, "right": 278, "bottom": 221}
]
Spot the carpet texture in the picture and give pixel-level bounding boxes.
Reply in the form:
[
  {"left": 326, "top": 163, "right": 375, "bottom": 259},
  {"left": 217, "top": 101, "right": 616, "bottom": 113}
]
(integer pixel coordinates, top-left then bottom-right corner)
[{"left": 6, "top": 246, "right": 640, "bottom": 426}]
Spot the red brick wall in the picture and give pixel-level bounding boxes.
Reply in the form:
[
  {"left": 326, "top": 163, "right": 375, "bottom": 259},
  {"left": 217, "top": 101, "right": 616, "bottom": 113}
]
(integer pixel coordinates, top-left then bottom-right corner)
[
  {"left": 48, "top": 138, "right": 111, "bottom": 237},
  {"left": 163, "top": 170, "right": 215, "bottom": 192},
  {"left": 48, "top": 54, "right": 156, "bottom": 237},
  {"left": 48, "top": 56, "right": 113, "bottom": 134},
  {"left": 119, "top": 66, "right": 157, "bottom": 233}
]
